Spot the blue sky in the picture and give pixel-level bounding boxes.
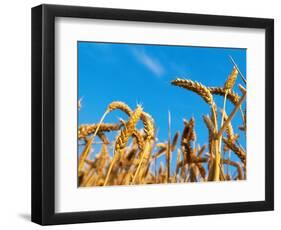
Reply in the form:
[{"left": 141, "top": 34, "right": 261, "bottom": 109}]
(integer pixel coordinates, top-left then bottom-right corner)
[{"left": 78, "top": 41, "right": 246, "bottom": 178}]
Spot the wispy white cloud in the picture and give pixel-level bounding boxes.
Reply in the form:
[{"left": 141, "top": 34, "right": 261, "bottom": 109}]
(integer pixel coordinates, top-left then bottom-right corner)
[{"left": 131, "top": 48, "right": 165, "bottom": 77}]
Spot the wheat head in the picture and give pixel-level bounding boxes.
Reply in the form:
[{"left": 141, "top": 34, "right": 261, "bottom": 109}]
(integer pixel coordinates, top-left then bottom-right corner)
[
  {"left": 132, "top": 129, "right": 145, "bottom": 150},
  {"left": 224, "top": 66, "right": 238, "bottom": 91},
  {"left": 140, "top": 112, "right": 155, "bottom": 140},
  {"left": 78, "top": 123, "right": 120, "bottom": 139},
  {"left": 115, "top": 105, "right": 143, "bottom": 152},
  {"left": 107, "top": 101, "right": 132, "bottom": 115},
  {"left": 171, "top": 78, "right": 213, "bottom": 105}
]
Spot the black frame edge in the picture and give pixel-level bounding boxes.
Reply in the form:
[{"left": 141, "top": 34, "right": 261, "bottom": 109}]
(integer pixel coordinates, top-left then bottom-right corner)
[
  {"left": 42, "top": 3, "right": 273, "bottom": 28},
  {"left": 47, "top": 201, "right": 271, "bottom": 225},
  {"left": 265, "top": 19, "right": 274, "bottom": 211},
  {"left": 31, "top": 5, "right": 43, "bottom": 225}
]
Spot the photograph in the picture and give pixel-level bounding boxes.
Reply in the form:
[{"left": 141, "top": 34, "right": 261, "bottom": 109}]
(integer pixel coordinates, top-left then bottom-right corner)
[{"left": 77, "top": 42, "right": 247, "bottom": 187}]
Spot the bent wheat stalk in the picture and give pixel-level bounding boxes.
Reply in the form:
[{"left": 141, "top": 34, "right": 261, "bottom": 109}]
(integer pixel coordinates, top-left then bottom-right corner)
[
  {"left": 131, "top": 112, "right": 155, "bottom": 184},
  {"left": 104, "top": 105, "right": 143, "bottom": 186}
]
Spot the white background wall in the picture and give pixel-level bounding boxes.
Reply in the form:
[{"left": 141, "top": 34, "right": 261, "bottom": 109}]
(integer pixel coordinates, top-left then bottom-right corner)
[{"left": 0, "top": 0, "right": 279, "bottom": 229}]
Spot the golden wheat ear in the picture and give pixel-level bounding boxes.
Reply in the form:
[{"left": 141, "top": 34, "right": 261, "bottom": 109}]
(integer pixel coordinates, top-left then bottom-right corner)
[
  {"left": 171, "top": 78, "right": 213, "bottom": 105},
  {"left": 107, "top": 101, "right": 132, "bottom": 116},
  {"left": 228, "top": 55, "right": 247, "bottom": 84},
  {"left": 140, "top": 111, "right": 155, "bottom": 140},
  {"left": 224, "top": 66, "right": 238, "bottom": 91},
  {"left": 131, "top": 111, "right": 155, "bottom": 185},
  {"left": 104, "top": 105, "right": 143, "bottom": 186},
  {"left": 115, "top": 105, "right": 143, "bottom": 152},
  {"left": 220, "top": 66, "right": 238, "bottom": 139}
]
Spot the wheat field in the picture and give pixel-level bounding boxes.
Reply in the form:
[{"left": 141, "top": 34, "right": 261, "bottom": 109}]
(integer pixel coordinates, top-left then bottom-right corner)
[{"left": 77, "top": 63, "right": 246, "bottom": 187}]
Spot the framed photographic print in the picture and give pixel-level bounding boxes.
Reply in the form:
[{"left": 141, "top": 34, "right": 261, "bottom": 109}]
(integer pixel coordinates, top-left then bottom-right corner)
[{"left": 31, "top": 4, "right": 274, "bottom": 225}]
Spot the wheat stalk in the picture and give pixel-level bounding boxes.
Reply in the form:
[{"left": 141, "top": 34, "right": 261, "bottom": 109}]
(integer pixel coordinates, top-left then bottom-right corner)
[
  {"left": 97, "top": 132, "right": 110, "bottom": 145},
  {"left": 217, "top": 92, "right": 246, "bottom": 138},
  {"left": 167, "top": 111, "right": 171, "bottom": 182},
  {"left": 78, "top": 104, "right": 112, "bottom": 172},
  {"left": 78, "top": 98, "right": 82, "bottom": 111},
  {"left": 238, "top": 84, "right": 247, "bottom": 95},
  {"left": 203, "top": 115, "right": 215, "bottom": 137}
]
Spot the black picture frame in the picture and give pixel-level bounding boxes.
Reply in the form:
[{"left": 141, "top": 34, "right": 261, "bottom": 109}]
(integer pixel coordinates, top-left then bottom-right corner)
[{"left": 31, "top": 4, "right": 274, "bottom": 225}]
